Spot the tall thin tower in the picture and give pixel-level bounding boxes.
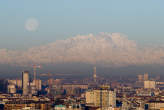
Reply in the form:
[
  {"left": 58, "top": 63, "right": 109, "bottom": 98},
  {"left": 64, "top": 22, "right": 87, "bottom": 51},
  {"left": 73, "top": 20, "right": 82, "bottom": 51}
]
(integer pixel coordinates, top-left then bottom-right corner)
[
  {"left": 93, "top": 67, "right": 97, "bottom": 83},
  {"left": 33, "top": 65, "right": 41, "bottom": 85},
  {"left": 22, "top": 71, "right": 29, "bottom": 95}
]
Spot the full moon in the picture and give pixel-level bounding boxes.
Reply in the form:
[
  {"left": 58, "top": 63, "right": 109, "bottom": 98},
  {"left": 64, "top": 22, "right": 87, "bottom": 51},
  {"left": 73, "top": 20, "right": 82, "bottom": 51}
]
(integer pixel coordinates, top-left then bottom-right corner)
[{"left": 25, "top": 18, "right": 39, "bottom": 31}]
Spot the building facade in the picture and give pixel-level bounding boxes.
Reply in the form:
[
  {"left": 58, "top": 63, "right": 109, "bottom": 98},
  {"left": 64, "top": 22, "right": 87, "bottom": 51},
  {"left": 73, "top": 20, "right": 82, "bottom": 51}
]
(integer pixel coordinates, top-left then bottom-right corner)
[
  {"left": 86, "top": 89, "right": 116, "bottom": 108},
  {"left": 144, "top": 80, "right": 156, "bottom": 89},
  {"left": 22, "top": 71, "right": 29, "bottom": 95}
]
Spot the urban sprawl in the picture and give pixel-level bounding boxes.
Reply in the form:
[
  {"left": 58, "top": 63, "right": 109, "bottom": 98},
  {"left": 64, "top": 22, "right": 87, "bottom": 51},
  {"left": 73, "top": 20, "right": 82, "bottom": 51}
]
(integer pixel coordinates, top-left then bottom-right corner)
[{"left": 0, "top": 67, "right": 163, "bottom": 110}]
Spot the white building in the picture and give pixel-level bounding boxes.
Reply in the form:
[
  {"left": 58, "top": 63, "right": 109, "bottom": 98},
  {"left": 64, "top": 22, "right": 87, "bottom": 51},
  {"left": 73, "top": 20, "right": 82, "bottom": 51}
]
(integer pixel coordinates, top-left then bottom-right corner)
[
  {"left": 30, "top": 79, "right": 42, "bottom": 94},
  {"left": 22, "top": 71, "right": 29, "bottom": 95},
  {"left": 8, "top": 79, "right": 22, "bottom": 88},
  {"left": 144, "top": 80, "right": 156, "bottom": 89},
  {"left": 86, "top": 89, "right": 116, "bottom": 108},
  {"left": 30, "top": 79, "right": 42, "bottom": 90},
  {"left": 148, "top": 101, "right": 164, "bottom": 110},
  {"left": 7, "top": 84, "right": 16, "bottom": 94}
]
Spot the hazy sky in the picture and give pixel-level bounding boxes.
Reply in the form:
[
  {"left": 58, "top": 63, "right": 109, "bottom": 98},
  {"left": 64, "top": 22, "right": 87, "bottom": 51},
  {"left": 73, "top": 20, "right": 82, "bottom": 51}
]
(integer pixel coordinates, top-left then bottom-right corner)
[{"left": 1, "top": 0, "right": 164, "bottom": 49}]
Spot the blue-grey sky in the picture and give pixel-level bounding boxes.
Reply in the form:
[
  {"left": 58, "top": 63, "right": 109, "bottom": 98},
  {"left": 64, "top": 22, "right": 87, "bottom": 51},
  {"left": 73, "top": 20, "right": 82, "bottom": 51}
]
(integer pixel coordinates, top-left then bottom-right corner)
[{"left": 0, "top": 0, "right": 164, "bottom": 49}]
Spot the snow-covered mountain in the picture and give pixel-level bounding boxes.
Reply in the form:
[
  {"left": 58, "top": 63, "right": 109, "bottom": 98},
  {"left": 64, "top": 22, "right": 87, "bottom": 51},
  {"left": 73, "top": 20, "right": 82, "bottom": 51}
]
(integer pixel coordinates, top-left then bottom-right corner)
[{"left": 0, "top": 33, "right": 164, "bottom": 67}]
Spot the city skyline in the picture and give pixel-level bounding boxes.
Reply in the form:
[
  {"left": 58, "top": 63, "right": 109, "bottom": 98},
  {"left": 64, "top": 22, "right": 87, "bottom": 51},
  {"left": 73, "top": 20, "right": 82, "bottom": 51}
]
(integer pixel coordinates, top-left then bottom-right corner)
[{"left": 1, "top": 1, "right": 164, "bottom": 110}]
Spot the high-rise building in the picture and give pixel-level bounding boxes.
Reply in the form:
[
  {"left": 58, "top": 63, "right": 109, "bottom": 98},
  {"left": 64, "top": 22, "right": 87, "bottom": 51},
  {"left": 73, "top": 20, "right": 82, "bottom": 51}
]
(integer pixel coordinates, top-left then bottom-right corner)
[
  {"left": 30, "top": 79, "right": 42, "bottom": 94},
  {"left": 93, "top": 67, "right": 97, "bottom": 83},
  {"left": 144, "top": 73, "right": 149, "bottom": 81},
  {"left": 47, "top": 78, "right": 55, "bottom": 88},
  {"left": 22, "top": 71, "right": 29, "bottom": 95},
  {"left": 8, "top": 79, "right": 22, "bottom": 88},
  {"left": 144, "top": 80, "right": 156, "bottom": 89},
  {"left": 86, "top": 89, "right": 116, "bottom": 108},
  {"left": 7, "top": 84, "right": 16, "bottom": 94},
  {"left": 138, "top": 75, "right": 143, "bottom": 82},
  {"left": 31, "top": 79, "right": 42, "bottom": 90}
]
